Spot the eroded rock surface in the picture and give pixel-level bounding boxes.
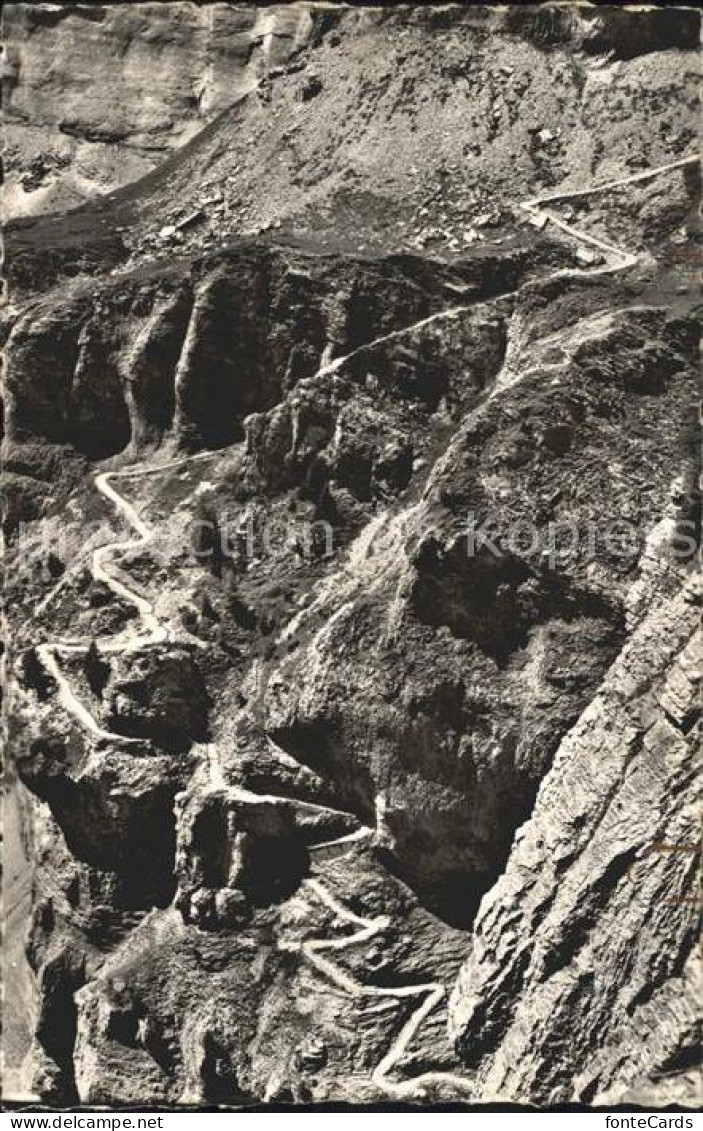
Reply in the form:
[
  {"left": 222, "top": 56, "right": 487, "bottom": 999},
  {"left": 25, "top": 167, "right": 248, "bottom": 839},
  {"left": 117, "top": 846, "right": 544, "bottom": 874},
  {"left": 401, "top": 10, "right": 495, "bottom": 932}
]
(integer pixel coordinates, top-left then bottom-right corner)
[
  {"left": 3, "top": 4, "right": 312, "bottom": 218},
  {"left": 449, "top": 582, "right": 701, "bottom": 1105}
]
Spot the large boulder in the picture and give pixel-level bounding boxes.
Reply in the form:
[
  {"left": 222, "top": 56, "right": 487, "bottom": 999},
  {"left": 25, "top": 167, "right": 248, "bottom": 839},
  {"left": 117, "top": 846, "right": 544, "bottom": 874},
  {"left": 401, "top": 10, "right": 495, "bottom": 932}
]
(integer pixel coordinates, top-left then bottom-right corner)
[{"left": 106, "top": 646, "right": 209, "bottom": 753}]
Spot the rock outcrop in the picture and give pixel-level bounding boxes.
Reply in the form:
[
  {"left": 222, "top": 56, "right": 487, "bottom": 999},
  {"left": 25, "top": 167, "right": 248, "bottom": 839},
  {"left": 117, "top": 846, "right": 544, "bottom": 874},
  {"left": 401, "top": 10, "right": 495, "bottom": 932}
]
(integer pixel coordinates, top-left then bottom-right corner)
[
  {"left": 2, "top": 239, "right": 558, "bottom": 522},
  {"left": 449, "top": 579, "right": 700, "bottom": 1105},
  {"left": 3, "top": 4, "right": 312, "bottom": 218}
]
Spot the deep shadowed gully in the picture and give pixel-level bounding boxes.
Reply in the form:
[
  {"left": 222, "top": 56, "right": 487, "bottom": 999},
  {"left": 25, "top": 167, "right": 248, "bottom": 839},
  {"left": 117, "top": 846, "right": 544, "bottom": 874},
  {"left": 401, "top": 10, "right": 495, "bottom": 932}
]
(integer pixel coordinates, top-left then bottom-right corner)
[{"left": 2, "top": 2, "right": 700, "bottom": 1111}]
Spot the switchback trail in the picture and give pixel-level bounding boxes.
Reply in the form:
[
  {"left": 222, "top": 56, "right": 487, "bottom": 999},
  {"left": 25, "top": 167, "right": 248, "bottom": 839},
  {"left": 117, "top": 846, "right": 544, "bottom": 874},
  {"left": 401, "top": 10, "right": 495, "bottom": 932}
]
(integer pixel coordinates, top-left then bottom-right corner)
[
  {"left": 31, "top": 152, "right": 697, "bottom": 1102},
  {"left": 36, "top": 451, "right": 219, "bottom": 744}
]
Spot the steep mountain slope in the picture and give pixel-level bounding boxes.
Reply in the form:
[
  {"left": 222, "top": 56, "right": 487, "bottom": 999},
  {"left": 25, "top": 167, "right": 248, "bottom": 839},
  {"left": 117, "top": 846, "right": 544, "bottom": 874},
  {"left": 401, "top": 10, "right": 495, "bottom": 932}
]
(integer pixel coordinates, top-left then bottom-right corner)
[
  {"left": 5, "top": 4, "right": 699, "bottom": 297},
  {"left": 3, "top": 3, "right": 312, "bottom": 218},
  {"left": 3, "top": 2, "right": 700, "bottom": 1109},
  {"left": 450, "top": 580, "right": 700, "bottom": 1104}
]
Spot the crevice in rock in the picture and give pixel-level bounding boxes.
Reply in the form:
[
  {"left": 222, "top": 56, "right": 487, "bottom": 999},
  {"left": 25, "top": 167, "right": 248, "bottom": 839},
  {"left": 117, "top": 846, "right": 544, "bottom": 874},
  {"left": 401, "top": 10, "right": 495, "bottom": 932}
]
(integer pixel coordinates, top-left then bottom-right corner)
[
  {"left": 266, "top": 722, "right": 376, "bottom": 827},
  {"left": 17, "top": 760, "right": 179, "bottom": 910},
  {"left": 199, "top": 1032, "right": 254, "bottom": 1105},
  {"left": 411, "top": 535, "right": 625, "bottom": 666},
  {"left": 239, "top": 834, "right": 310, "bottom": 908},
  {"left": 35, "top": 955, "right": 85, "bottom": 1104},
  {"left": 376, "top": 848, "right": 497, "bottom": 931}
]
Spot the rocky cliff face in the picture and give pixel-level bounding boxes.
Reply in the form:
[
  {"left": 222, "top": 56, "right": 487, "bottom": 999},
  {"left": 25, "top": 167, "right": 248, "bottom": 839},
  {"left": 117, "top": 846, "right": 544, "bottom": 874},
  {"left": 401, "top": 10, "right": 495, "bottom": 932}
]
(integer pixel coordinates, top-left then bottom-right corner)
[
  {"left": 449, "top": 578, "right": 701, "bottom": 1105},
  {"left": 3, "top": 3, "right": 312, "bottom": 218},
  {"left": 3, "top": 2, "right": 700, "bottom": 1111}
]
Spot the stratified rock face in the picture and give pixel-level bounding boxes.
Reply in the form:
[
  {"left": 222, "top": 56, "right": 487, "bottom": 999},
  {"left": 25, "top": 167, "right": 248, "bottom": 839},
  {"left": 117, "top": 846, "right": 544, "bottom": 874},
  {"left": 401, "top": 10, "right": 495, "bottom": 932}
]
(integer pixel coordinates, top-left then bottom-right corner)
[
  {"left": 2, "top": 241, "right": 548, "bottom": 514},
  {"left": 449, "top": 583, "right": 701, "bottom": 1105},
  {"left": 3, "top": 1, "right": 700, "bottom": 1112},
  {"left": 3, "top": 3, "right": 312, "bottom": 217}
]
